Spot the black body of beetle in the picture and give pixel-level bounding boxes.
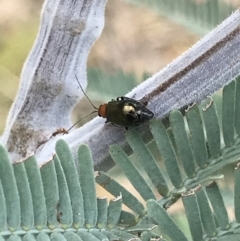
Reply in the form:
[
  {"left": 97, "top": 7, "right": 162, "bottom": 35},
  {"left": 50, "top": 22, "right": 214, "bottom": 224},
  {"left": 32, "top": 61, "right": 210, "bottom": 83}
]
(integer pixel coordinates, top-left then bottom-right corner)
[
  {"left": 51, "top": 76, "right": 155, "bottom": 136},
  {"left": 101, "top": 96, "right": 154, "bottom": 129}
]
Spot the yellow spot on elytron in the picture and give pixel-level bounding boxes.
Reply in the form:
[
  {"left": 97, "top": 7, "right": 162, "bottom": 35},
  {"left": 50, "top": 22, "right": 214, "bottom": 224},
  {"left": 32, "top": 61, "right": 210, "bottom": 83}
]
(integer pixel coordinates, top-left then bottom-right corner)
[{"left": 123, "top": 105, "right": 135, "bottom": 113}]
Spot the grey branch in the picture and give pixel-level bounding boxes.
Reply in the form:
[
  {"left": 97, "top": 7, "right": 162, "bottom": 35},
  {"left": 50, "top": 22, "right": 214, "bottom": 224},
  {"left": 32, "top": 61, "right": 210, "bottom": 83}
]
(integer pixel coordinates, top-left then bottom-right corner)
[
  {"left": 0, "top": 0, "right": 108, "bottom": 162},
  {"left": 1, "top": 1, "right": 240, "bottom": 174},
  {"left": 64, "top": 10, "right": 240, "bottom": 172}
]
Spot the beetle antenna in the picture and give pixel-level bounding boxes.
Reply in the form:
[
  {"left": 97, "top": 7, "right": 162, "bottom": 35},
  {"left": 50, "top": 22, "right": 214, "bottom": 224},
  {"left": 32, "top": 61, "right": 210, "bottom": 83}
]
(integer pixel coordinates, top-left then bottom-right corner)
[
  {"left": 75, "top": 75, "right": 98, "bottom": 110},
  {"left": 66, "top": 110, "right": 98, "bottom": 132}
]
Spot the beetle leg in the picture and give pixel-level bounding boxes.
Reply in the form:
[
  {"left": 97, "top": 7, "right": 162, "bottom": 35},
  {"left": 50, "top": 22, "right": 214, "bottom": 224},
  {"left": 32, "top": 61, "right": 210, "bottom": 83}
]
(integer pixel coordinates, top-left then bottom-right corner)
[
  {"left": 111, "top": 123, "right": 125, "bottom": 130},
  {"left": 124, "top": 125, "right": 140, "bottom": 131},
  {"left": 51, "top": 128, "right": 68, "bottom": 137}
]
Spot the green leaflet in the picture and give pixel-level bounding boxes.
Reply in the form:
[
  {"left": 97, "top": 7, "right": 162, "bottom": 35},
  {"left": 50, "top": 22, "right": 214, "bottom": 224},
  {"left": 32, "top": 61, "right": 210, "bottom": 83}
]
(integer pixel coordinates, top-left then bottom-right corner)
[
  {"left": 107, "top": 195, "right": 122, "bottom": 229},
  {"left": 235, "top": 164, "right": 240, "bottom": 223},
  {"left": 13, "top": 163, "right": 34, "bottom": 229},
  {"left": 96, "top": 198, "right": 108, "bottom": 229},
  {"left": 40, "top": 160, "right": 59, "bottom": 227},
  {"left": 55, "top": 140, "right": 84, "bottom": 227},
  {"left": 126, "top": 130, "right": 169, "bottom": 197},
  {"left": 222, "top": 81, "right": 236, "bottom": 147},
  {"left": 147, "top": 199, "right": 188, "bottom": 241},
  {"left": 22, "top": 233, "right": 35, "bottom": 241},
  {"left": 24, "top": 156, "right": 47, "bottom": 229},
  {"left": 201, "top": 97, "right": 221, "bottom": 159},
  {"left": 195, "top": 188, "right": 216, "bottom": 237},
  {"left": 151, "top": 119, "right": 183, "bottom": 189},
  {"left": 78, "top": 145, "right": 97, "bottom": 228},
  {"left": 205, "top": 182, "right": 229, "bottom": 230},
  {"left": 235, "top": 76, "right": 240, "bottom": 135},
  {"left": 170, "top": 110, "right": 196, "bottom": 178},
  {"left": 109, "top": 144, "right": 156, "bottom": 201},
  {"left": 0, "top": 145, "right": 20, "bottom": 230},
  {"left": 186, "top": 106, "right": 208, "bottom": 169},
  {"left": 182, "top": 192, "right": 203, "bottom": 241},
  {"left": 0, "top": 181, "right": 6, "bottom": 231},
  {"left": 53, "top": 155, "right": 72, "bottom": 227}
]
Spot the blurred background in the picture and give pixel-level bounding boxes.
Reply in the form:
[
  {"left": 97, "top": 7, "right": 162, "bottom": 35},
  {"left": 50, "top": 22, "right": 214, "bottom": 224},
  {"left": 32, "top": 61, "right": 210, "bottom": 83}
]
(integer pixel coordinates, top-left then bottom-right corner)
[{"left": 0, "top": 0, "right": 239, "bottom": 238}]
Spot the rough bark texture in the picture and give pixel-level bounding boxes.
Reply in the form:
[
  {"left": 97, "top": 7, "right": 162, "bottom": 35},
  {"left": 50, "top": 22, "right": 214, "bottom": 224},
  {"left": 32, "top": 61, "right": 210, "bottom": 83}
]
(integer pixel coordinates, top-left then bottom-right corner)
[
  {"left": 0, "top": 0, "right": 108, "bottom": 162},
  {"left": 1, "top": 2, "right": 240, "bottom": 173}
]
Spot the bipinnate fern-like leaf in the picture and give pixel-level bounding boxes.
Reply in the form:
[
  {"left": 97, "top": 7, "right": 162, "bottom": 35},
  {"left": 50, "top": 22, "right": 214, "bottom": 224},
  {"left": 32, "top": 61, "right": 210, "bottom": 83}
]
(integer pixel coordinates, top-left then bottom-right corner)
[
  {"left": 96, "top": 76, "right": 240, "bottom": 240},
  {"left": 0, "top": 141, "right": 142, "bottom": 241},
  {"left": 1, "top": 76, "right": 240, "bottom": 240}
]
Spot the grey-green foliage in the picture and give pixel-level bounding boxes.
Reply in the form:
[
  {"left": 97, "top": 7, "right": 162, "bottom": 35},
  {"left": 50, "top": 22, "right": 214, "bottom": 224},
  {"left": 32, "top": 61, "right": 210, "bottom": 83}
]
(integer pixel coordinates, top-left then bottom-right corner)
[
  {"left": 125, "top": 0, "right": 236, "bottom": 35},
  {"left": 0, "top": 141, "right": 141, "bottom": 241},
  {"left": 96, "top": 75, "right": 240, "bottom": 240},
  {"left": 1, "top": 76, "right": 240, "bottom": 240}
]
